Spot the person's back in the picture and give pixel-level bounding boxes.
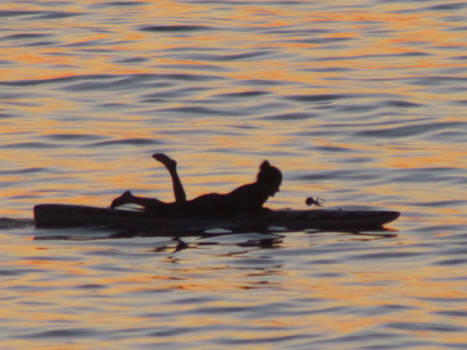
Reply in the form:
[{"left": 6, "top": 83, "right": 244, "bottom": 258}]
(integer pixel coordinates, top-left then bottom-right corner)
[
  {"left": 184, "top": 183, "right": 261, "bottom": 216},
  {"left": 183, "top": 161, "right": 282, "bottom": 216}
]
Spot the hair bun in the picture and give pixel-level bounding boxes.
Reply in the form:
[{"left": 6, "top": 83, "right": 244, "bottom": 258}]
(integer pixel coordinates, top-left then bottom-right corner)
[{"left": 260, "top": 160, "right": 270, "bottom": 171}]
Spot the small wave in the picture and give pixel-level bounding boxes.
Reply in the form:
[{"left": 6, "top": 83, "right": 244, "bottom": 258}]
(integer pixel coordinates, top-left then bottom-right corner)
[
  {"left": 31, "top": 11, "right": 83, "bottom": 20},
  {"left": 62, "top": 74, "right": 155, "bottom": 91},
  {"left": 0, "top": 112, "right": 18, "bottom": 118},
  {"left": 411, "top": 200, "right": 465, "bottom": 208},
  {"left": 0, "top": 33, "right": 51, "bottom": 41},
  {"left": 304, "top": 67, "right": 354, "bottom": 73},
  {"left": 25, "top": 41, "right": 58, "bottom": 47},
  {"left": 239, "top": 79, "right": 284, "bottom": 86},
  {"left": 315, "top": 145, "right": 352, "bottom": 153},
  {"left": 0, "top": 142, "right": 56, "bottom": 149},
  {"left": 60, "top": 74, "right": 166, "bottom": 91},
  {"left": 434, "top": 310, "right": 467, "bottom": 317},
  {"left": 0, "top": 10, "right": 41, "bottom": 17},
  {"left": 258, "top": 112, "right": 316, "bottom": 121},
  {"left": 115, "top": 57, "right": 149, "bottom": 64},
  {"left": 215, "top": 90, "right": 269, "bottom": 98},
  {"left": 25, "top": 328, "right": 99, "bottom": 339},
  {"left": 294, "top": 169, "right": 378, "bottom": 182},
  {"left": 351, "top": 251, "right": 424, "bottom": 260},
  {"left": 395, "top": 2, "right": 467, "bottom": 14},
  {"left": 140, "top": 25, "right": 214, "bottom": 32},
  {"left": 434, "top": 258, "right": 467, "bottom": 266},
  {"left": 140, "top": 87, "right": 199, "bottom": 102},
  {"left": 0, "top": 74, "right": 115, "bottom": 87},
  {"left": 385, "top": 321, "right": 464, "bottom": 333},
  {"left": 384, "top": 100, "right": 423, "bottom": 108},
  {"left": 64, "top": 81, "right": 125, "bottom": 92},
  {"left": 158, "top": 106, "right": 243, "bottom": 116},
  {"left": 336, "top": 104, "right": 378, "bottom": 113},
  {"left": 63, "top": 38, "right": 110, "bottom": 48},
  {"left": 216, "top": 51, "right": 271, "bottom": 61},
  {"left": 355, "top": 121, "right": 465, "bottom": 138},
  {"left": 424, "top": 3, "right": 467, "bottom": 11},
  {"left": 149, "top": 326, "right": 198, "bottom": 337},
  {"left": 295, "top": 36, "right": 354, "bottom": 45},
  {"left": 397, "top": 51, "right": 430, "bottom": 57},
  {"left": 45, "top": 133, "right": 104, "bottom": 142},
  {"left": 407, "top": 75, "right": 467, "bottom": 86},
  {"left": 161, "top": 73, "right": 224, "bottom": 81},
  {"left": 0, "top": 167, "right": 48, "bottom": 175},
  {"left": 391, "top": 168, "right": 465, "bottom": 185},
  {"left": 91, "top": 1, "right": 145, "bottom": 8},
  {"left": 0, "top": 10, "right": 81, "bottom": 20},
  {"left": 87, "top": 138, "right": 163, "bottom": 147},
  {"left": 286, "top": 94, "right": 350, "bottom": 103}
]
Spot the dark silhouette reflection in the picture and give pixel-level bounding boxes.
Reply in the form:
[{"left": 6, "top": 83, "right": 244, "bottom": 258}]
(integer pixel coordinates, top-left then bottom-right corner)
[
  {"left": 237, "top": 237, "right": 283, "bottom": 249},
  {"left": 174, "top": 237, "right": 189, "bottom": 252},
  {"left": 306, "top": 227, "right": 398, "bottom": 240},
  {"left": 33, "top": 226, "right": 397, "bottom": 245},
  {"left": 351, "top": 231, "right": 398, "bottom": 240},
  {"left": 152, "top": 237, "right": 189, "bottom": 253},
  {"left": 151, "top": 235, "right": 283, "bottom": 253}
]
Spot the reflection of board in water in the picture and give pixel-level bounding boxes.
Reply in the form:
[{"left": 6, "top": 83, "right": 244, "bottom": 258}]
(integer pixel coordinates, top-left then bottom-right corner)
[{"left": 34, "top": 204, "right": 400, "bottom": 236}]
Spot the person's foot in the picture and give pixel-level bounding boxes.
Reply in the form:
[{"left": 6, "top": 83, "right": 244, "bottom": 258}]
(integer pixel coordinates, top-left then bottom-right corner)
[
  {"left": 110, "top": 190, "right": 133, "bottom": 209},
  {"left": 152, "top": 153, "right": 177, "bottom": 170}
]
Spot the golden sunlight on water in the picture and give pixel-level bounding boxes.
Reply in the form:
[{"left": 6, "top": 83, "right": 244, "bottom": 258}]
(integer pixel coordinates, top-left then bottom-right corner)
[
  {"left": 0, "top": 0, "right": 466, "bottom": 349},
  {"left": 0, "top": 0, "right": 462, "bottom": 83}
]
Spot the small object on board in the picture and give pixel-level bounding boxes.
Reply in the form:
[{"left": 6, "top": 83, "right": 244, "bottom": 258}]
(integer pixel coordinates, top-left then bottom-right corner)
[{"left": 306, "top": 196, "right": 326, "bottom": 207}]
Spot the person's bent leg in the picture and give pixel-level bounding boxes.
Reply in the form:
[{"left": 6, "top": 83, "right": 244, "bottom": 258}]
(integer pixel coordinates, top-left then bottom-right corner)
[
  {"left": 111, "top": 190, "right": 166, "bottom": 212},
  {"left": 152, "top": 153, "right": 187, "bottom": 203},
  {"left": 110, "top": 190, "right": 133, "bottom": 209}
]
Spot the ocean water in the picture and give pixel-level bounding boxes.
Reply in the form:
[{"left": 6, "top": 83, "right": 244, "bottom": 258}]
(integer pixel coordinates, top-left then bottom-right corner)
[{"left": 0, "top": 0, "right": 466, "bottom": 348}]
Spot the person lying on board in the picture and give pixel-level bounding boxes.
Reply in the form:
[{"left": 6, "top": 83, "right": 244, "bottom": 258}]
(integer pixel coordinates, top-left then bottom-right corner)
[{"left": 110, "top": 153, "right": 282, "bottom": 217}]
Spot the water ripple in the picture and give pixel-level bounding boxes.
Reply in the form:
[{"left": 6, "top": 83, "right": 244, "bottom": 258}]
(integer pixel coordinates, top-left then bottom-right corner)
[
  {"left": 0, "top": 33, "right": 51, "bottom": 41},
  {"left": 385, "top": 321, "right": 465, "bottom": 333},
  {"left": 214, "top": 90, "right": 269, "bottom": 99},
  {"left": 355, "top": 121, "right": 465, "bottom": 138},
  {"left": 0, "top": 74, "right": 115, "bottom": 87},
  {"left": 0, "top": 10, "right": 41, "bottom": 18},
  {"left": 141, "top": 25, "right": 215, "bottom": 32},
  {"left": 88, "top": 138, "right": 163, "bottom": 147},
  {"left": 92, "top": 1, "right": 146, "bottom": 8},
  {"left": 1, "top": 1, "right": 466, "bottom": 349},
  {"left": 0, "top": 142, "right": 56, "bottom": 149},
  {"left": 25, "top": 328, "right": 99, "bottom": 339},
  {"left": 0, "top": 167, "right": 48, "bottom": 175},
  {"left": 286, "top": 94, "right": 350, "bottom": 103},
  {"left": 422, "top": 3, "right": 467, "bottom": 12}
]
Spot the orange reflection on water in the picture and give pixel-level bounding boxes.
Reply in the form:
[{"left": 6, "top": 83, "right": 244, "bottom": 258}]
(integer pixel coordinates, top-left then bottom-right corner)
[
  {"left": 1, "top": 2, "right": 466, "bottom": 349},
  {"left": 0, "top": 0, "right": 457, "bottom": 83},
  {"left": 1, "top": 232, "right": 466, "bottom": 346},
  {"left": 274, "top": 262, "right": 467, "bottom": 337},
  {"left": 383, "top": 142, "right": 466, "bottom": 170}
]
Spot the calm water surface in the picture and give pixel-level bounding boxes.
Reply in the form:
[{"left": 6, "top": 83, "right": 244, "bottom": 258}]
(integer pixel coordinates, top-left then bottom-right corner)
[{"left": 0, "top": 0, "right": 466, "bottom": 349}]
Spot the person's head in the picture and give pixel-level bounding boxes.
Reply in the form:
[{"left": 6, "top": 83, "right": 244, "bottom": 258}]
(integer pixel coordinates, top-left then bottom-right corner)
[{"left": 257, "top": 160, "right": 282, "bottom": 197}]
